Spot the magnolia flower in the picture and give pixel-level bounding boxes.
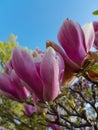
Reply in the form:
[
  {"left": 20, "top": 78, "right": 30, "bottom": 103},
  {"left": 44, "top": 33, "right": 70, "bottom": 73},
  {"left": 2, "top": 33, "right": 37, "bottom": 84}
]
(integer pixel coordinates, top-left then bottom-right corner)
[
  {"left": 47, "top": 19, "right": 94, "bottom": 72},
  {"left": 12, "top": 47, "right": 64, "bottom": 102},
  {"left": 0, "top": 62, "right": 30, "bottom": 101},
  {"left": 46, "top": 19, "right": 94, "bottom": 85},
  {"left": 93, "top": 21, "right": 98, "bottom": 49},
  {"left": 57, "top": 19, "right": 95, "bottom": 71}
]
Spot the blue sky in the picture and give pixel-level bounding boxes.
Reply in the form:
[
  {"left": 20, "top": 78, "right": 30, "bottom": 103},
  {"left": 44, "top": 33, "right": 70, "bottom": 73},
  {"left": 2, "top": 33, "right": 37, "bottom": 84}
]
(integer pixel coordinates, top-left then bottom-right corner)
[{"left": 0, "top": 0, "right": 98, "bottom": 50}]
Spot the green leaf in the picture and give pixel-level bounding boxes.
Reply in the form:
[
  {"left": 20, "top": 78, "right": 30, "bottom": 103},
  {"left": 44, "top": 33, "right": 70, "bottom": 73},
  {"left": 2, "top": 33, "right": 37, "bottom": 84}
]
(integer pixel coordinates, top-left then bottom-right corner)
[{"left": 92, "top": 10, "right": 98, "bottom": 15}]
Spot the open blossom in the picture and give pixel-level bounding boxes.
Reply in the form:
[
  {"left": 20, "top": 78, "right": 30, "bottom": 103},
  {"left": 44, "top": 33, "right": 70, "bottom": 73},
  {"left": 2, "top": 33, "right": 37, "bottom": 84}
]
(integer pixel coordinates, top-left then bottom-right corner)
[
  {"left": 11, "top": 47, "right": 64, "bottom": 102},
  {"left": 93, "top": 21, "right": 98, "bottom": 49},
  {"left": 0, "top": 62, "right": 30, "bottom": 101}
]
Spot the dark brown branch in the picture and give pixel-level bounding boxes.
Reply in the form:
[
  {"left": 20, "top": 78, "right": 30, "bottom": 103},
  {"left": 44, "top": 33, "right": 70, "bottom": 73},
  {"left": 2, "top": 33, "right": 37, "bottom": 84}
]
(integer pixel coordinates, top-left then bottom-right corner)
[{"left": 69, "top": 87, "right": 98, "bottom": 113}]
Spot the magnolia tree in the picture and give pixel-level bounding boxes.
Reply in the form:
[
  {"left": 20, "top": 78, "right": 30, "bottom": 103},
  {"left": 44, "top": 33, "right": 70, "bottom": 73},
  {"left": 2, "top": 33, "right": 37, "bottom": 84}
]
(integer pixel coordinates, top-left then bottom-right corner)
[{"left": 0, "top": 19, "right": 98, "bottom": 130}]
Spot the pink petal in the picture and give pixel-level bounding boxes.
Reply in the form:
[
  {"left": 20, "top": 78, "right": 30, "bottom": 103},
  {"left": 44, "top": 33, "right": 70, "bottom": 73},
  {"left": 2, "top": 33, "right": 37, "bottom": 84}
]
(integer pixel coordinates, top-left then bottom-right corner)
[
  {"left": 56, "top": 52, "right": 64, "bottom": 84},
  {"left": 94, "top": 31, "right": 98, "bottom": 49},
  {"left": 24, "top": 103, "right": 35, "bottom": 116},
  {"left": 58, "top": 19, "right": 86, "bottom": 66},
  {"left": 0, "top": 73, "right": 20, "bottom": 99},
  {"left": 10, "top": 70, "right": 30, "bottom": 99},
  {"left": 12, "top": 47, "right": 43, "bottom": 100},
  {"left": 40, "top": 47, "right": 60, "bottom": 101},
  {"left": 46, "top": 41, "right": 80, "bottom": 71},
  {"left": 93, "top": 21, "right": 98, "bottom": 49},
  {"left": 93, "top": 21, "right": 98, "bottom": 32}
]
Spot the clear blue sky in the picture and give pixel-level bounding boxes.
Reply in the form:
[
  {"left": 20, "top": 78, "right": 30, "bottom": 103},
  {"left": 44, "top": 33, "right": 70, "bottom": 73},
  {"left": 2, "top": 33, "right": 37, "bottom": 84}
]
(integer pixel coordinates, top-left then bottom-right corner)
[{"left": 0, "top": 0, "right": 98, "bottom": 50}]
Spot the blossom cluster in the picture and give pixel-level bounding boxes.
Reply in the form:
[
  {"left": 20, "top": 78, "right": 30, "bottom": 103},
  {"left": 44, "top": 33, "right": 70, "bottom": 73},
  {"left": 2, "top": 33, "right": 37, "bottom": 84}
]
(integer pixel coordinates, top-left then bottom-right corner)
[{"left": 0, "top": 19, "right": 98, "bottom": 119}]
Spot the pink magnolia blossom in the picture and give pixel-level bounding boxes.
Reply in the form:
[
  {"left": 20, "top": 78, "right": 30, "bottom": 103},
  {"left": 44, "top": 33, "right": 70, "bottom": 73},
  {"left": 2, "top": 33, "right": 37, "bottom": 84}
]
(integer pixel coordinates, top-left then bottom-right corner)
[
  {"left": 57, "top": 19, "right": 94, "bottom": 71},
  {"left": 0, "top": 62, "right": 30, "bottom": 101},
  {"left": 12, "top": 47, "right": 64, "bottom": 102}
]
